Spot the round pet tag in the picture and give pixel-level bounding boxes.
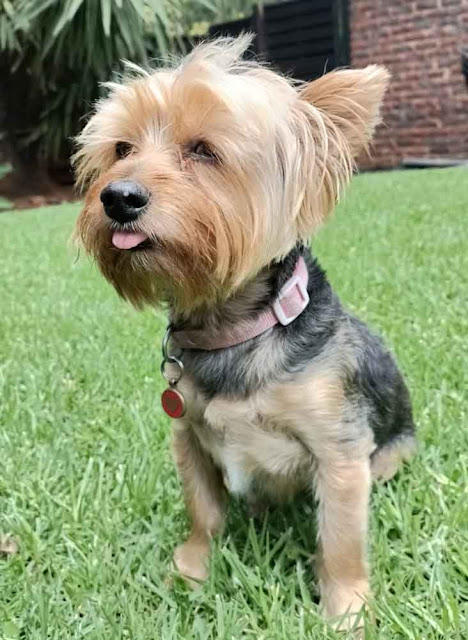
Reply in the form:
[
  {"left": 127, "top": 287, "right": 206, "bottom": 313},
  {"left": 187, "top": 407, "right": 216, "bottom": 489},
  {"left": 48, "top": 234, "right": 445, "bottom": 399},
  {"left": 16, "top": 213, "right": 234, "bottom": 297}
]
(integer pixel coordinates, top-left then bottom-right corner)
[{"left": 161, "top": 387, "right": 186, "bottom": 419}]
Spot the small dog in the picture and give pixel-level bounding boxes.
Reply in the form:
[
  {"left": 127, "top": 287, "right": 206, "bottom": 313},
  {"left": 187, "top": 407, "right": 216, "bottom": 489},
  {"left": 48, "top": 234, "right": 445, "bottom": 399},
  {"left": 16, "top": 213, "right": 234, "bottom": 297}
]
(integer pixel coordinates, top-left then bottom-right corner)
[{"left": 74, "top": 36, "right": 415, "bottom": 629}]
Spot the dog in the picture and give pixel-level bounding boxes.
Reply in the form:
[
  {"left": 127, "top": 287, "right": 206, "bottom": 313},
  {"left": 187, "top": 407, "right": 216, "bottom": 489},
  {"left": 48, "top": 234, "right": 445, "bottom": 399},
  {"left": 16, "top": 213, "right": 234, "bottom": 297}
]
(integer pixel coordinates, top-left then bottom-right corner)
[{"left": 74, "top": 36, "right": 416, "bottom": 629}]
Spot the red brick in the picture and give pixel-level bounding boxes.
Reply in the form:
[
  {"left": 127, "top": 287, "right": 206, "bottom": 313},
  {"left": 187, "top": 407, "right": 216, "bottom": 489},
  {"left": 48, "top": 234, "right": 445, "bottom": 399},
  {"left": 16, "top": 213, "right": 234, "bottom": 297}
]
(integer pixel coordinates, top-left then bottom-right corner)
[{"left": 351, "top": 0, "right": 468, "bottom": 168}]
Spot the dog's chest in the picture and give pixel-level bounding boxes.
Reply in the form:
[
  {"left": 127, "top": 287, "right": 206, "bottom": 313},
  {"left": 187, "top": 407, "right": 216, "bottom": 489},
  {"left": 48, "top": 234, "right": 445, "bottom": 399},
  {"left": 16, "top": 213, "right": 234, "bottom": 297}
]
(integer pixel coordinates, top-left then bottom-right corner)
[
  {"left": 188, "top": 399, "right": 261, "bottom": 497},
  {"left": 178, "top": 376, "right": 312, "bottom": 499}
]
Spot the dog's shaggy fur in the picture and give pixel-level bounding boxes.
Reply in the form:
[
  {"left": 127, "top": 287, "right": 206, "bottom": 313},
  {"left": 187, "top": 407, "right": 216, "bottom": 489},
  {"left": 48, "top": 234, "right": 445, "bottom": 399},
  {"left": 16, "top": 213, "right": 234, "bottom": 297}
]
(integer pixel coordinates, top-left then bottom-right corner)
[{"left": 74, "top": 36, "right": 415, "bottom": 630}]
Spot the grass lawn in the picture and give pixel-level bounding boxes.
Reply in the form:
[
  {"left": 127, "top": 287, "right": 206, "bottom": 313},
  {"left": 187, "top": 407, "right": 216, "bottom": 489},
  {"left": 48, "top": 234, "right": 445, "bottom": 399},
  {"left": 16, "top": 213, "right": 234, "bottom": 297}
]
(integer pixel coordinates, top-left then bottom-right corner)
[{"left": 0, "top": 168, "right": 467, "bottom": 639}]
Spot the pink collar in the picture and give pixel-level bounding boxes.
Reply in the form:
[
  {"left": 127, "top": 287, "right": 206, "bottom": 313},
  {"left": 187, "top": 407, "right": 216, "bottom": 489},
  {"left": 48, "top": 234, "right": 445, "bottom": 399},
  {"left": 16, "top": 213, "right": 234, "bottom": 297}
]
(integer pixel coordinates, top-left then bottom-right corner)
[{"left": 172, "top": 257, "right": 310, "bottom": 351}]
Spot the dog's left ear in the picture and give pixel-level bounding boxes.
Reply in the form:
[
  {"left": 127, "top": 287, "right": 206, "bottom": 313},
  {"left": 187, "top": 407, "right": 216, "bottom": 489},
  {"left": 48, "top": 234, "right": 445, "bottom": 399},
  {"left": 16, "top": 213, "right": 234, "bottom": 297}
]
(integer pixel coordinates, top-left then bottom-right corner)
[
  {"left": 291, "top": 66, "right": 389, "bottom": 237},
  {"left": 299, "top": 65, "right": 390, "bottom": 157}
]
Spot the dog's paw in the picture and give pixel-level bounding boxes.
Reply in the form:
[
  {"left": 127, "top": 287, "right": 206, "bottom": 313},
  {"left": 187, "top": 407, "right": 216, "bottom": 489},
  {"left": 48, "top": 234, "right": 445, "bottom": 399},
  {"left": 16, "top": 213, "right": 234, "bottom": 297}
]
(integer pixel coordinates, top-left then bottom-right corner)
[
  {"left": 321, "top": 579, "right": 370, "bottom": 635},
  {"left": 173, "top": 539, "right": 210, "bottom": 588}
]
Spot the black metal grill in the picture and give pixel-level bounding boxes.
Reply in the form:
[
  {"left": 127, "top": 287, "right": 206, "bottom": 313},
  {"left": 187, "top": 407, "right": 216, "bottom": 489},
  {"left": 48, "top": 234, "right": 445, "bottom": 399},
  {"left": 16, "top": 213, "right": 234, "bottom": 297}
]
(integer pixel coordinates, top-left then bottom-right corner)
[{"left": 208, "top": 0, "right": 349, "bottom": 81}]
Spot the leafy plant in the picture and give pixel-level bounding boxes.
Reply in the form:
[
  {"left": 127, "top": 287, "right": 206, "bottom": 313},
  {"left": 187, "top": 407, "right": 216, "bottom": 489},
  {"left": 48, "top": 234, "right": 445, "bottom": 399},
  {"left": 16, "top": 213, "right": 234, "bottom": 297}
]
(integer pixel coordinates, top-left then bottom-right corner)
[
  {"left": 0, "top": 0, "right": 264, "bottom": 189},
  {"left": 1, "top": 1, "right": 173, "bottom": 160}
]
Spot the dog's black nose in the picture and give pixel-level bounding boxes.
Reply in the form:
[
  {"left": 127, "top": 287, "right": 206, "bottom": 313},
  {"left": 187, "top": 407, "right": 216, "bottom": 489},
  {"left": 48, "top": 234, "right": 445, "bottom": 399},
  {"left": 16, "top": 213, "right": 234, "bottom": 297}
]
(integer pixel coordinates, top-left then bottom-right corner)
[{"left": 100, "top": 180, "right": 149, "bottom": 224}]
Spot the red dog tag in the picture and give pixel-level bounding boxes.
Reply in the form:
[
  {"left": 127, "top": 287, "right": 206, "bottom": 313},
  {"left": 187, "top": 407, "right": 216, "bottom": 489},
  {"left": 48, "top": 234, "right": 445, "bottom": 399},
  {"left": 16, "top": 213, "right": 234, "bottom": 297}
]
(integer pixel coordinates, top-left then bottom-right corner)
[{"left": 161, "top": 387, "right": 186, "bottom": 419}]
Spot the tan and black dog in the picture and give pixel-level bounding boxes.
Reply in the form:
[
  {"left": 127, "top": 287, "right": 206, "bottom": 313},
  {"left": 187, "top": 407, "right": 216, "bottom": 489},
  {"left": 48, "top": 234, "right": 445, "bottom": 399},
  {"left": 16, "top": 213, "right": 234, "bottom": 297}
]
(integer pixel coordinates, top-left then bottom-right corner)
[{"left": 74, "top": 36, "right": 415, "bottom": 630}]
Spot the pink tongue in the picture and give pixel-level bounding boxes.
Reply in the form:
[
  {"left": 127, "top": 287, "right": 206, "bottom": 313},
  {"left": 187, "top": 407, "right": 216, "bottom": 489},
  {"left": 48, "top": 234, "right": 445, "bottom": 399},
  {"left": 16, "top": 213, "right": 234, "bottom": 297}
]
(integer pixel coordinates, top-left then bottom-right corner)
[{"left": 112, "top": 231, "right": 149, "bottom": 250}]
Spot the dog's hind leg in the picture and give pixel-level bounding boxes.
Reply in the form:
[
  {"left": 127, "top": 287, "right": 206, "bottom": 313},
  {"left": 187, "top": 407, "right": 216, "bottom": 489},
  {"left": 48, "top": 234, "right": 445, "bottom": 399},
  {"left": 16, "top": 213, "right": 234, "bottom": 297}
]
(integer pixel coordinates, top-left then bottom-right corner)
[
  {"left": 172, "top": 423, "right": 226, "bottom": 586},
  {"left": 371, "top": 433, "right": 417, "bottom": 482}
]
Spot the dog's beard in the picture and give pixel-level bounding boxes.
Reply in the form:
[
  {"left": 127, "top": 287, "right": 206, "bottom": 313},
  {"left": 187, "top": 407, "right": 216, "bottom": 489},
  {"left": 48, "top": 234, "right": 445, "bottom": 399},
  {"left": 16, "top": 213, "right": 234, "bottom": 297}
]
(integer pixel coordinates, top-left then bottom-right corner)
[{"left": 76, "top": 149, "right": 300, "bottom": 312}]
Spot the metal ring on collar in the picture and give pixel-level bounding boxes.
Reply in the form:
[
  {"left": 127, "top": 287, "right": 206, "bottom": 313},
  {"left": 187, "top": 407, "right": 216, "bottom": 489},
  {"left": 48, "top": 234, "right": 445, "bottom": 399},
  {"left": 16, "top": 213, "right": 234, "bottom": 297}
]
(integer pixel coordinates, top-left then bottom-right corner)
[
  {"left": 162, "top": 326, "right": 173, "bottom": 360},
  {"left": 160, "top": 355, "right": 184, "bottom": 384}
]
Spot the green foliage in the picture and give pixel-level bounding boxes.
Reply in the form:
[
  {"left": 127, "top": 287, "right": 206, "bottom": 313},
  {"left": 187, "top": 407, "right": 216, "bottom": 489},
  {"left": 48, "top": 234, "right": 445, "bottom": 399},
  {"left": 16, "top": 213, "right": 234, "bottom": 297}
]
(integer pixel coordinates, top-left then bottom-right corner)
[
  {"left": 0, "top": 1, "right": 18, "bottom": 50},
  {"left": 1, "top": 1, "right": 173, "bottom": 160},
  {"left": 175, "top": 0, "right": 261, "bottom": 36},
  {"left": 1, "top": 168, "right": 467, "bottom": 638},
  {"left": 208, "top": 0, "right": 259, "bottom": 22},
  {"left": 0, "top": 0, "right": 262, "bottom": 163}
]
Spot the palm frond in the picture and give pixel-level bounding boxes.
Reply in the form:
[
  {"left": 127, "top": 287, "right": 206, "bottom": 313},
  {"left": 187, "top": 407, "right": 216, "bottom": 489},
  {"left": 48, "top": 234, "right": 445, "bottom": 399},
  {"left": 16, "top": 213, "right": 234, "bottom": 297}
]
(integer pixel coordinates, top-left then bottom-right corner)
[{"left": 0, "top": 0, "right": 264, "bottom": 162}]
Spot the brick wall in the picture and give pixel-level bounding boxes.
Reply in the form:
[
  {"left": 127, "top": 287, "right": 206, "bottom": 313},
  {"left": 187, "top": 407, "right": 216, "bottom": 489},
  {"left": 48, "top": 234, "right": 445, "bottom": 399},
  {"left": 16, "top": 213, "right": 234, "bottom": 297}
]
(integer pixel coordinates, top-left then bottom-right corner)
[{"left": 351, "top": 0, "right": 468, "bottom": 168}]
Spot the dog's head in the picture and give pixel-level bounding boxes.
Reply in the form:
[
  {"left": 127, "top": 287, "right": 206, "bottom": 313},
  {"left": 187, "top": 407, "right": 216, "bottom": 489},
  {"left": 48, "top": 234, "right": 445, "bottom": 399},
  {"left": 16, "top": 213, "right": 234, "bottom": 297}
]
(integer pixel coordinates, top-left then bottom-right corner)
[{"left": 74, "top": 36, "right": 389, "bottom": 311}]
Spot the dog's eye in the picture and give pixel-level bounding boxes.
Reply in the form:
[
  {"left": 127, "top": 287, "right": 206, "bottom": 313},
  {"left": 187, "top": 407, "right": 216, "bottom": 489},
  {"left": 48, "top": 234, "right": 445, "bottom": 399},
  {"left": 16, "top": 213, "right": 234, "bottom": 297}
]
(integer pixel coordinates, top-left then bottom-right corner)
[
  {"left": 190, "top": 141, "right": 217, "bottom": 162},
  {"left": 115, "top": 141, "right": 133, "bottom": 159}
]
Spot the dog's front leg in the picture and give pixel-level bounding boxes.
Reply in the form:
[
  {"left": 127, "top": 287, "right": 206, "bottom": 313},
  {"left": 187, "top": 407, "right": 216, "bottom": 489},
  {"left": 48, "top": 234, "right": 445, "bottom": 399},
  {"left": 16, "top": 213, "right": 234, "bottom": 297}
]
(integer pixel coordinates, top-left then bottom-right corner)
[
  {"left": 315, "top": 457, "right": 371, "bottom": 630},
  {"left": 172, "top": 423, "right": 226, "bottom": 586}
]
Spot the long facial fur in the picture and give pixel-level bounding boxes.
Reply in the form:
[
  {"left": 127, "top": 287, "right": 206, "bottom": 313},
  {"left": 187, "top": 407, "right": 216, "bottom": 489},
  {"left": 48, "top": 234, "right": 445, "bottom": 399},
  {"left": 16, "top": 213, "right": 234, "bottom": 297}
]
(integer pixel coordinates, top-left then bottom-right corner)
[{"left": 74, "top": 35, "right": 389, "bottom": 314}]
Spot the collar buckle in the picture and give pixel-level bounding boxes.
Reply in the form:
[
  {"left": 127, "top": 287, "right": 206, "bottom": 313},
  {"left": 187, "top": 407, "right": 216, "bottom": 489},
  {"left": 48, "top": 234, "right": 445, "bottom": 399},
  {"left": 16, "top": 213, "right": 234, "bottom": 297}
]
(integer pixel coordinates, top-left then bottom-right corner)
[{"left": 272, "top": 274, "right": 310, "bottom": 326}]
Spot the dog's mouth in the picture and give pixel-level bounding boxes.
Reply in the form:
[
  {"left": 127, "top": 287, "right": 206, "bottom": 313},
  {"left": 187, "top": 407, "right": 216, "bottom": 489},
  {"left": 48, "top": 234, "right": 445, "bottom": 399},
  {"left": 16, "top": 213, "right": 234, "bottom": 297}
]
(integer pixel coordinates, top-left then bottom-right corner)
[{"left": 111, "top": 230, "right": 152, "bottom": 251}]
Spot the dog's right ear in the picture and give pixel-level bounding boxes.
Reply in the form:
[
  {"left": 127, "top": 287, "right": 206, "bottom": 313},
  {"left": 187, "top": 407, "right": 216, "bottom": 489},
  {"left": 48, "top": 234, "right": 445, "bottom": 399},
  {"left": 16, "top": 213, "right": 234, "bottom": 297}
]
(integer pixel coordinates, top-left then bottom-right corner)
[{"left": 291, "top": 66, "right": 389, "bottom": 238}]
